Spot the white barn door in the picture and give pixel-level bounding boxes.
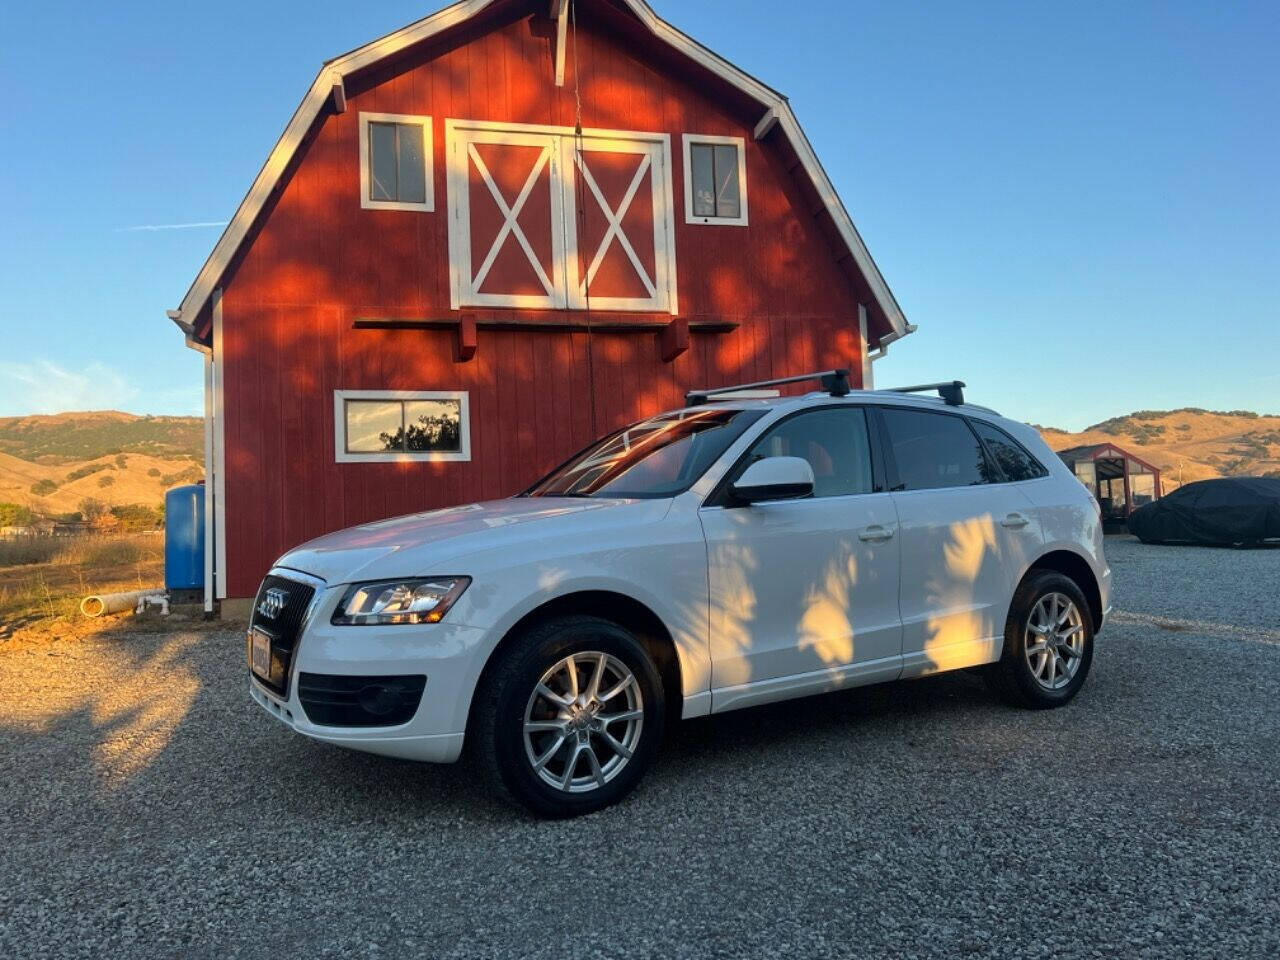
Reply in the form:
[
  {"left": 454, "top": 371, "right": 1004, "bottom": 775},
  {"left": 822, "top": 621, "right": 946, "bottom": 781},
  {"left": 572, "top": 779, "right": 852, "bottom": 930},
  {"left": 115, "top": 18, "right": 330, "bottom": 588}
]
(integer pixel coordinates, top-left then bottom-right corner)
[
  {"left": 562, "top": 134, "right": 677, "bottom": 313},
  {"left": 446, "top": 120, "right": 677, "bottom": 314},
  {"left": 446, "top": 125, "right": 569, "bottom": 310}
]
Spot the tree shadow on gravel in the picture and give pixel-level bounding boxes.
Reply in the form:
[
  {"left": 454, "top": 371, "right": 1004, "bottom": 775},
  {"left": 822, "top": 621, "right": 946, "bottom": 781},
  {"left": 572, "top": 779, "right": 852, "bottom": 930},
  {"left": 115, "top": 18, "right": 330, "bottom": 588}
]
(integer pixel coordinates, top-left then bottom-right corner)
[
  {"left": 259, "top": 669, "right": 1001, "bottom": 823},
  {"left": 1, "top": 615, "right": 1009, "bottom": 829}
]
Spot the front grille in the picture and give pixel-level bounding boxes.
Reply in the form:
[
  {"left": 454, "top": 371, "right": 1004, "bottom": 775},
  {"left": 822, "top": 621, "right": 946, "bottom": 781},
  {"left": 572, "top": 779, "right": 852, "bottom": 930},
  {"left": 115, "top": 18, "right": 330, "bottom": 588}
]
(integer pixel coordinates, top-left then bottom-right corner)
[
  {"left": 297, "top": 673, "right": 427, "bottom": 727},
  {"left": 247, "top": 574, "right": 317, "bottom": 697}
]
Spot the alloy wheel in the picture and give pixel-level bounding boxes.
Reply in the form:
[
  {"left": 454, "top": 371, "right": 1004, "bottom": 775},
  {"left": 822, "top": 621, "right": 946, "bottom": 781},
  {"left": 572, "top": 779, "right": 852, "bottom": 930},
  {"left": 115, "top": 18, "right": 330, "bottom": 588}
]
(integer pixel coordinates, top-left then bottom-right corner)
[
  {"left": 1024, "top": 592, "right": 1086, "bottom": 691},
  {"left": 522, "top": 651, "right": 644, "bottom": 794}
]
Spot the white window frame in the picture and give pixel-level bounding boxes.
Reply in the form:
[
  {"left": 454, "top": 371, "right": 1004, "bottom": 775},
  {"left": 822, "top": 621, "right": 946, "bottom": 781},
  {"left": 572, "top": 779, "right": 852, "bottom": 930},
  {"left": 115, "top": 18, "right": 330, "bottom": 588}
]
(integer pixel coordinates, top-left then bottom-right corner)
[
  {"left": 682, "top": 133, "right": 748, "bottom": 227},
  {"left": 445, "top": 118, "right": 679, "bottom": 314},
  {"left": 359, "top": 112, "right": 434, "bottom": 212},
  {"left": 333, "top": 390, "right": 470, "bottom": 463}
]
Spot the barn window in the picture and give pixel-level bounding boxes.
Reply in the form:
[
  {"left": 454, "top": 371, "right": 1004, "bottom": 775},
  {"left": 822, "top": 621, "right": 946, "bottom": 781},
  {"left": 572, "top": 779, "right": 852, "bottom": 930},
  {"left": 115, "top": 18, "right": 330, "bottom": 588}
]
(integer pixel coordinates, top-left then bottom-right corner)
[
  {"left": 334, "top": 390, "right": 469, "bottom": 463},
  {"left": 359, "top": 113, "right": 434, "bottom": 211},
  {"left": 682, "top": 135, "right": 747, "bottom": 226}
]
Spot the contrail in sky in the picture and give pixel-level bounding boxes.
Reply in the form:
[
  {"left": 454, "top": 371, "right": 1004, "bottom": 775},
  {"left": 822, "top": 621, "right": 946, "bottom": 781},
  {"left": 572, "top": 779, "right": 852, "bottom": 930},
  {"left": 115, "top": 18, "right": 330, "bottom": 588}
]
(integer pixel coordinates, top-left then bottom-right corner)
[{"left": 116, "top": 221, "right": 228, "bottom": 232}]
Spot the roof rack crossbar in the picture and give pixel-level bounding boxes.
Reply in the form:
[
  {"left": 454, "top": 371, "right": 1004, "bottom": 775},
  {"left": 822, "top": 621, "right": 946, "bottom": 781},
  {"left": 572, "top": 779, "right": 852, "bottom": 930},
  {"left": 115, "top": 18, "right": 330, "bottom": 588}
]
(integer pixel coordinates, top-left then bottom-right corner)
[
  {"left": 887, "top": 380, "right": 967, "bottom": 406},
  {"left": 685, "top": 369, "right": 850, "bottom": 406}
]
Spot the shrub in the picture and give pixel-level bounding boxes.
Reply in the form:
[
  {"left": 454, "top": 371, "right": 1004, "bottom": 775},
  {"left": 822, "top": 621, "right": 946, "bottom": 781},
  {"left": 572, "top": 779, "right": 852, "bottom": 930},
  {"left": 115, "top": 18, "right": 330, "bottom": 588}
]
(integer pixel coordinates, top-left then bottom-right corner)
[
  {"left": 147, "top": 467, "right": 161, "bottom": 477},
  {"left": 110, "top": 504, "right": 162, "bottom": 532},
  {"left": 30, "top": 478, "right": 58, "bottom": 495},
  {"left": 0, "top": 537, "right": 61, "bottom": 568},
  {"left": 115, "top": 454, "right": 128, "bottom": 468},
  {"left": 0, "top": 503, "right": 37, "bottom": 526},
  {"left": 97, "top": 475, "right": 116, "bottom": 488},
  {"left": 160, "top": 466, "right": 203, "bottom": 486},
  {"left": 66, "top": 463, "right": 107, "bottom": 482},
  {"left": 77, "top": 498, "right": 107, "bottom": 521}
]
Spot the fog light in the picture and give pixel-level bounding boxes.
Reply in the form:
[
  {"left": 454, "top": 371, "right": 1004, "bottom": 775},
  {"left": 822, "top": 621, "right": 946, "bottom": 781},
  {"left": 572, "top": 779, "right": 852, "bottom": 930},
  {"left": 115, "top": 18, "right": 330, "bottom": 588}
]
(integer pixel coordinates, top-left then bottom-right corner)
[{"left": 358, "top": 683, "right": 402, "bottom": 716}]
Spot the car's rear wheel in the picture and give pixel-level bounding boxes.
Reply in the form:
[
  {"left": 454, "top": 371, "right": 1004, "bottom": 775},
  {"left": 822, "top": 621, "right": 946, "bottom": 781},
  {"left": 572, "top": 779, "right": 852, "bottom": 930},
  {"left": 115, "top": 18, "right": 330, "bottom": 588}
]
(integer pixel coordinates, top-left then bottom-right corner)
[
  {"left": 472, "top": 615, "right": 665, "bottom": 818},
  {"left": 988, "top": 570, "right": 1094, "bottom": 709}
]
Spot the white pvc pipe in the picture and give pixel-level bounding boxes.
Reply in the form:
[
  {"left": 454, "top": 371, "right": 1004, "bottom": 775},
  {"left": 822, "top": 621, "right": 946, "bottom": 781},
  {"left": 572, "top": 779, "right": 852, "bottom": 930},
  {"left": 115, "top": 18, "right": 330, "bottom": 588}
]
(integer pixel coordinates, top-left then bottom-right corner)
[{"left": 80, "top": 589, "right": 164, "bottom": 619}]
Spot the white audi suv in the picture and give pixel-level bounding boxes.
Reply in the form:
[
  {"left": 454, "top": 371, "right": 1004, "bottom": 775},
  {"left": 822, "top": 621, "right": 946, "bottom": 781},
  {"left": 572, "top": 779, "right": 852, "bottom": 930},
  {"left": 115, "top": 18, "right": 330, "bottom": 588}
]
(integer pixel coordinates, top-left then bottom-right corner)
[{"left": 247, "top": 372, "right": 1110, "bottom": 817}]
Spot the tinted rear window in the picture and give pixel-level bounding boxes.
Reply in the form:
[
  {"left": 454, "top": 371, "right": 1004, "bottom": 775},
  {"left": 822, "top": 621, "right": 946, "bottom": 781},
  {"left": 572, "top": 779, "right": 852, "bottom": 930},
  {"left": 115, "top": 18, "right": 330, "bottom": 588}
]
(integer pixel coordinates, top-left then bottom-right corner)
[
  {"left": 970, "top": 420, "right": 1048, "bottom": 482},
  {"left": 881, "top": 408, "right": 991, "bottom": 491}
]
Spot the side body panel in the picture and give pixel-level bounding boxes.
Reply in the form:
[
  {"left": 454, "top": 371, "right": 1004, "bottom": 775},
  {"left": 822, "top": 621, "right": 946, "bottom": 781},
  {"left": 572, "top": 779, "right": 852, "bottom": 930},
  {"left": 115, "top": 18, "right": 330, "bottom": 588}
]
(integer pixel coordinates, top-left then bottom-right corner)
[
  {"left": 892, "top": 481, "right": 1044, "bottom": 678},
  {"left": 700, "top": 494, "right": 903, "bottom": 707}
]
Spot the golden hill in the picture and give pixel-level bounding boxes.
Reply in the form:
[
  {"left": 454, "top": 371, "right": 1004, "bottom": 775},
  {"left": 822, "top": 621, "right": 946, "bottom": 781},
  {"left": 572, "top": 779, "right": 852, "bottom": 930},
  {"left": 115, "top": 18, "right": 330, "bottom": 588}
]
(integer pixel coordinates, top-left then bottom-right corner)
[
  {"left": 1039, "top": 409, "right": 1280, "bottom": 490},
  {"left": 0, "top": 413, "right": 202, "bottom": 515}
]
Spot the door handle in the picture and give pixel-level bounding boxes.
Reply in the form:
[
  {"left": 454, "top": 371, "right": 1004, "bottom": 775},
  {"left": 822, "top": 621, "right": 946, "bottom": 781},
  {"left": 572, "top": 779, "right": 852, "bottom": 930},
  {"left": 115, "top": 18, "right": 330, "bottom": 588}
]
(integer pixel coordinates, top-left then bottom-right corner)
[
  {"left": 1001, "top": 513, "right": 1030, "bottom": 529},
  {"left": 858, "top": 524, "right": 895, "bottom": 543}
]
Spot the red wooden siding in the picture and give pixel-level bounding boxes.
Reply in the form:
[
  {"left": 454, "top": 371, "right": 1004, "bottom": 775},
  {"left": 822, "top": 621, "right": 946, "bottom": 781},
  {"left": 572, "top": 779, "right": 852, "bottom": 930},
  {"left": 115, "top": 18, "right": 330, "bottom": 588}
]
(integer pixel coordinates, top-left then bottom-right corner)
[{"left": 218, "top": 3, "right": 871, "bottom": 597}]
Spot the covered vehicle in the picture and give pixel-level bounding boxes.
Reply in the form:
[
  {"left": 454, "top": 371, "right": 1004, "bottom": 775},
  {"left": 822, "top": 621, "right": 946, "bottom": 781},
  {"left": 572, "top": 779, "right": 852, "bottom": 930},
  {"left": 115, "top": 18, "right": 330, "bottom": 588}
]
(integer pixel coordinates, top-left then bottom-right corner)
[{"left": 1129, "top": 477, "right": 1280, "bottom": 546}]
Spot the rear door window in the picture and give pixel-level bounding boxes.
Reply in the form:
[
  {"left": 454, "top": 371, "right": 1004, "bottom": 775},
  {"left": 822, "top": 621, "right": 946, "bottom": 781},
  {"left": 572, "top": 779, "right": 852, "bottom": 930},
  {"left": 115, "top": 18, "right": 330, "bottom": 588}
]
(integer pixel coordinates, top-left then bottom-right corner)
[
  {"left": 969, "top": 420, "right": 1048, "bottom": 482},
  {"left": 880, "top": 407, "right": 992, "bottom": 490}
]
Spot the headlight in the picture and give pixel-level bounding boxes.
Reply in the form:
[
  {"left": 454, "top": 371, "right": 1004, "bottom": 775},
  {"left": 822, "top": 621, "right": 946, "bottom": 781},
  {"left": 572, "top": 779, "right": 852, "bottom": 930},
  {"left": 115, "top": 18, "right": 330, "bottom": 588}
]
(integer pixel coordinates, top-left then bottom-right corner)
[{"left": 331, "top": 577, "right": 471, "bottom": 626}]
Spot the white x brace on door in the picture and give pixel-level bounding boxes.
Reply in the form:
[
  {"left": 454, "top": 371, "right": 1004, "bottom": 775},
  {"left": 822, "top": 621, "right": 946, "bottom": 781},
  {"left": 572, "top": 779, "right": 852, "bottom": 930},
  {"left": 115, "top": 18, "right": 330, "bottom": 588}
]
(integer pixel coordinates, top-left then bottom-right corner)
[{"left": 446, "top": 119, "right": 678, "bottom": 314}]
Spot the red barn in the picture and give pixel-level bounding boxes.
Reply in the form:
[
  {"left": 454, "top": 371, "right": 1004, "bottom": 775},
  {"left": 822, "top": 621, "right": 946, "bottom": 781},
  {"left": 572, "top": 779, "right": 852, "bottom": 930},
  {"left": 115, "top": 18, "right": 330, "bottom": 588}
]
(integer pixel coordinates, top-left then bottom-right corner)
[{"left": 167, "top": 0, "right": 915, "bottom": 608}]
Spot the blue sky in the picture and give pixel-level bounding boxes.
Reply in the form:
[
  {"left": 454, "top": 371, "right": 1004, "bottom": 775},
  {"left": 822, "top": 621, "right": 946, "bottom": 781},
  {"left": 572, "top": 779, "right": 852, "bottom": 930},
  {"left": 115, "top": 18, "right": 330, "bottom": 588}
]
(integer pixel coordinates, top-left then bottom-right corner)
[{"left": 0, "top": 0, "right": 1275, "bottom": 430}]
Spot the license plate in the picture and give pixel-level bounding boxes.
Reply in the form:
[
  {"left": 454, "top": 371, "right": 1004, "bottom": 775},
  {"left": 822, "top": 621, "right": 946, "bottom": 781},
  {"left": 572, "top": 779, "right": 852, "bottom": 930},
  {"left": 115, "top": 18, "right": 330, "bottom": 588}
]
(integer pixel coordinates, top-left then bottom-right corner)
[{"left": 250, "top": 628, "right": 273, "bottom": 681}]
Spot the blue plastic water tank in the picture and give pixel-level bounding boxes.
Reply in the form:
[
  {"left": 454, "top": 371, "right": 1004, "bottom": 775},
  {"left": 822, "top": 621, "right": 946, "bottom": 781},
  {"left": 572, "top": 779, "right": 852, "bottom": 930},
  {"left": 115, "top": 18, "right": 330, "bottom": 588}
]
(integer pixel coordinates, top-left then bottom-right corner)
[{"left": 165, "top": 484, "right": 205, "bottom": 591}]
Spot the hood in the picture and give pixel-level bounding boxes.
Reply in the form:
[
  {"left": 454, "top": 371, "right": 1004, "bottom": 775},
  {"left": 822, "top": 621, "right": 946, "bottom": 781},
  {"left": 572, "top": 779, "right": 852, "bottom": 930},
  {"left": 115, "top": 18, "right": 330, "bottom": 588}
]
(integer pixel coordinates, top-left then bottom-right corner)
[{"left": 274, "top": 497, "right": 665, "bottom": 585}]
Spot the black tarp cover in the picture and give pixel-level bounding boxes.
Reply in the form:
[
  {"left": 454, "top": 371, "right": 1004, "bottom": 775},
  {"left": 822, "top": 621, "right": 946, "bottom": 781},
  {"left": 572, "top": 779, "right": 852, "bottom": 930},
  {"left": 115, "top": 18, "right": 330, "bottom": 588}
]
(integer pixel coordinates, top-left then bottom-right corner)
[{"left": 1129, "top": 477, "right": 1280, "bottom": 545}]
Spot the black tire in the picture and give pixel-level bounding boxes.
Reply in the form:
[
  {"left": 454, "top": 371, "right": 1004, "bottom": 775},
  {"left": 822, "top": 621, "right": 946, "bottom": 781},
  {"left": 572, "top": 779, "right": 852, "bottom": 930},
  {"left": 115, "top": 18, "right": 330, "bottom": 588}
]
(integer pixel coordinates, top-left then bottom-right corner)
[
  {"left": 471, "top": 615, "right": 665, "bottom": 818},
  {"left": 988, "top": 570, "right": 1095, "bottom": 709}
]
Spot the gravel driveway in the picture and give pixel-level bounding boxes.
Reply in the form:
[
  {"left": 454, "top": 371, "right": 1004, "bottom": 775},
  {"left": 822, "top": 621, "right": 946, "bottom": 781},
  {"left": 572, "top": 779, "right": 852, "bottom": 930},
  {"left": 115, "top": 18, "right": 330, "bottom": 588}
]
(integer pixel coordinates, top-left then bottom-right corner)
[{"left": 2, "top": 537, "right": 1277, "bottom": 959}]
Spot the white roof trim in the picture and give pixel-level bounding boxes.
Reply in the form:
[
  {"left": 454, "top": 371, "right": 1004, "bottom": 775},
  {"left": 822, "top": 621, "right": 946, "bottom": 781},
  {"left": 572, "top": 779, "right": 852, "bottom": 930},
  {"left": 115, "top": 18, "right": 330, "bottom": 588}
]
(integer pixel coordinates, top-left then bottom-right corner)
[{"left": 171, "top": 0, "right": 910, "bottom": 345}]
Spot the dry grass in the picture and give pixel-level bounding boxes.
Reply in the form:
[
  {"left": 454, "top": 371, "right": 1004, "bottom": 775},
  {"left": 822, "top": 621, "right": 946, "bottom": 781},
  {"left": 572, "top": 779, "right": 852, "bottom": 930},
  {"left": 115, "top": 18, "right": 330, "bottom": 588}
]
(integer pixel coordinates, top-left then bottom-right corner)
[
  {"left": 0, "top": 533, "right": 166, "bottom": 639},
  {"left": 0, "top": 532, "right": 161, "bottom": 570}
]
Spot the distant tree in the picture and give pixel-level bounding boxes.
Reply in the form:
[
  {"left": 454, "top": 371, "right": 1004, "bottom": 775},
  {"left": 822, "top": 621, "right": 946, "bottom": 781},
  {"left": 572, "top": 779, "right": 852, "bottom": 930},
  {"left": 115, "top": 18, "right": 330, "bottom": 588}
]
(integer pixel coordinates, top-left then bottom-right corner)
[
  {"left": 147, "top": 467, "right": 161, "bottom": 477},
  {"left": 115, "top": 454, "right": 128, "bottom": 468},
  {"left": 91, "top": 510, "right": 120, "bottom": 533},
  {"left": 0, "top": 503, "right": 37, "bottom": 526},
  {"left": 30, "top": 479, "right": 58, "bottom": 495},
  {"left": 97, "top": 475, "right": 116, "bottom": 488},
  {"left": 66, "top": 463, "right": 107, "bottom": 481},
  {"left": 77, "top": 498, "right": 108, "bottom": 521},
  {"left": 110, "top": 504, "right": 161, "bottom": 531}
]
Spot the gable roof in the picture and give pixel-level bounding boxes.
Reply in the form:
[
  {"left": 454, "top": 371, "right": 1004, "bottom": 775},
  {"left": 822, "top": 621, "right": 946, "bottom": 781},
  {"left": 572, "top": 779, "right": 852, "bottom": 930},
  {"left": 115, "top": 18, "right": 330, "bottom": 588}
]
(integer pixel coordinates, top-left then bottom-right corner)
[
  {"left": 169, "top": 0, "right": 914, "bottom": 350},
  {"left": 1056, "top": 444, "right": 1162, "bottom": 474}
]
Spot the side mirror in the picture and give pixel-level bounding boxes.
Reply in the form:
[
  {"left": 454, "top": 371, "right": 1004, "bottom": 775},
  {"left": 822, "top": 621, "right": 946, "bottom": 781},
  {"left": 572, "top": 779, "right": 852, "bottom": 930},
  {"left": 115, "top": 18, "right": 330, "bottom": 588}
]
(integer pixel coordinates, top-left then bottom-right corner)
[{"left": 730, "top": 456, "right": 815, "bottom": 505}]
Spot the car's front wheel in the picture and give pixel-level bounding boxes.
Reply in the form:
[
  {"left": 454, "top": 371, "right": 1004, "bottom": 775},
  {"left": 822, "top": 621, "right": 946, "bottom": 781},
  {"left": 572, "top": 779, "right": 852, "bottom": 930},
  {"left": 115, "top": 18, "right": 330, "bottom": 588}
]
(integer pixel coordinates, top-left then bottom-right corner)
[
  {"left": 472, "top": 615, "right": 665, "bottom": 818},
  {"left": 988, "top": 570, "right": 1095, "bottom": 709}
]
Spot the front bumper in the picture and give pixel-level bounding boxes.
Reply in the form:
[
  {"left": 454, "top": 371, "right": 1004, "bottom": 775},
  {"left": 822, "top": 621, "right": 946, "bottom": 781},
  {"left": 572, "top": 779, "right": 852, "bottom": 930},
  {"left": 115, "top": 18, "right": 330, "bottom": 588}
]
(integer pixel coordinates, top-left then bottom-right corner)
[
  {"left": 248, "top": 569, "right": 492, "bottom": 763},
  {"left": 249, "top": 682, "right": 465, "bottom": 762}
]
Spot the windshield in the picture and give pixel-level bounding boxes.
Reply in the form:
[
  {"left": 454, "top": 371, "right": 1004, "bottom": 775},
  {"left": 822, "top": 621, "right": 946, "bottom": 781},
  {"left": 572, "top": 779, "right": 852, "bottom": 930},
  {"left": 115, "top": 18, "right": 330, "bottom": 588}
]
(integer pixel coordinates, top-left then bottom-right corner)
[{"left": 525, "top": 408, "right": 765, "bottom": 499}]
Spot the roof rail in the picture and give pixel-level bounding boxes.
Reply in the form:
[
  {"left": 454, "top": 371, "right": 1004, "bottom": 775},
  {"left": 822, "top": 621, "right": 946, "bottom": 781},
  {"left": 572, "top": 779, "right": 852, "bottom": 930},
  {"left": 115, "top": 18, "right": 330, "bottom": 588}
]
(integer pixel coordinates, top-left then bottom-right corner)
[
  {"left": 887, "top": 380, "right": 966, "bottom": 406},
  {"left": 685, "top": 369, "right": 850, "bottom": 407}
]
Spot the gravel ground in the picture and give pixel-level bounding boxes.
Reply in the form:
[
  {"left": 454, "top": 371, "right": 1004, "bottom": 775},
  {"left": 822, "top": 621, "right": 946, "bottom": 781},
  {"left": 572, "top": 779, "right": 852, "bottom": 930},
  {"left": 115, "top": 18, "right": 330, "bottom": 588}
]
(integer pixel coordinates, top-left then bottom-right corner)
[{"left": 1, "top": 536, "right": 1277, "bottom": 959}]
